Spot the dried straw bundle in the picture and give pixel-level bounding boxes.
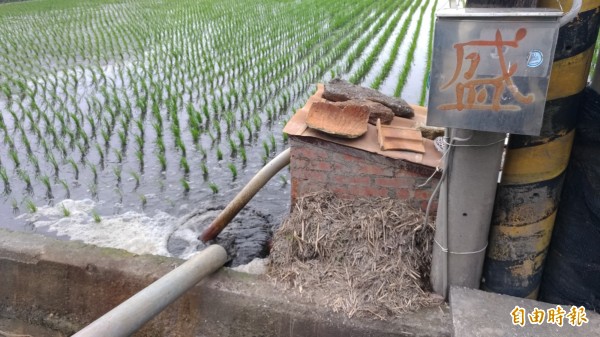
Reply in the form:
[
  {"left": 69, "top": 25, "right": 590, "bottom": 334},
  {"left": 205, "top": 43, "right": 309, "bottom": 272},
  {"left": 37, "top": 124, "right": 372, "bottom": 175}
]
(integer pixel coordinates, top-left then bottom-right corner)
[{"left": 269, "top": 191, "right": 443, "bottom": 319}]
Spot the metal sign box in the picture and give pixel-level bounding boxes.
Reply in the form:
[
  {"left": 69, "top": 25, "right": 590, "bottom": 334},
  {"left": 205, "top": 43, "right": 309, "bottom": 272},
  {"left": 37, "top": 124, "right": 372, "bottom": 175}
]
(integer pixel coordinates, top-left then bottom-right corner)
[{"left": 426, "top": 8, "right": 561, "bottom": 135}]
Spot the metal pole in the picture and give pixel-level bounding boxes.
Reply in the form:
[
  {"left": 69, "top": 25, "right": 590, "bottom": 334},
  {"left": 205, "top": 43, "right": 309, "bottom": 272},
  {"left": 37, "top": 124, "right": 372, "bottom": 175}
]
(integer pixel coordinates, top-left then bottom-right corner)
[
  {"left": 72, "top": 245, "right": 228, "bottom": 337},
  {"left": 431, "top": 129, "right": 505, "bottom": 297}
]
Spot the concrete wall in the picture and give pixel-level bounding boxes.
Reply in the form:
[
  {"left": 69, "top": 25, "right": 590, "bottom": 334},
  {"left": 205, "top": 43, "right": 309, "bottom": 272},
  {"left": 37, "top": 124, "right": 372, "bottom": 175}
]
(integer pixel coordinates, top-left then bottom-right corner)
[
  {"left": 290, "top": 136, "right": 440, "bottom": 212},
  {"left": 0, "top": 229, "right": 451, "bottom": 336}
]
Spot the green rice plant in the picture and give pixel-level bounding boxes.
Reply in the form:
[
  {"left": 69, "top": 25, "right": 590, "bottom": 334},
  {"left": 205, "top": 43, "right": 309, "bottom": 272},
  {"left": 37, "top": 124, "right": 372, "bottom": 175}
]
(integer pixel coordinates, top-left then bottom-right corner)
[
  {"left": 253, "top": 115, "right": 262, "bottom": 132},
  {"left": 39, "top": 174, "right": 53, "bottom": 199},
  {"left": 244, "top": 120, "right": 252, "bottom": 135},
  {"left": 128, "top": 171, "right": 140, "bottom": 190},
  {"left": 239, "top": 147, "right": 247, "bottom": 164},
  {"left": 11, "top": 198, "right": 18, "bottom": 213},
  {"left": 216, "top": 147, "right": 223, "bottom": 161},
  {"left": 66, "top": 158, "right": 79, "bottom": 180},
  {"left": 228, "top": 137, "right": 238, "bottom": 154},
  {"left": 227, "top": 162, "right": 238, "bottom": 180},
  {"left": 24, "top": 198, "right": 37, "bottom": 213},
  {"left": 201, "top": 161, "right": 209, "bottom": 178},
  {"left": 89, "top": 183, "right": 98, "bottom": 200},
  {"left": 262, "top": 140, "right": 270, "bottom": 157},
  {"left": 270, "top": 134, "right": 276, "bottom": 151},
  {"left": 18, "top": 169, "right": 33, "bottom": 194},
  {"left": 113, "top": 166, "right": 122, "bottom": 184},
  {"left": 48, "top": 153, "right": 59, "bottom": 177},
  {"left": 208, "top": 182, "right": 219, "bottom": 194},
  {"left": 180, "top": 157, "right": 190, "bottom": 174},
  {"left": 59, "top": 179, "right": 70, "bottom": 198},
  {"left": 101, "top": 128, "right": 110, "bottom": 146},
  {"left": 139, "top": 194, "right": 147, "bottom": 208},
  {"left": 118, "top": 130, "right": 127, "bottom": 148},
  {"left": 8, "top": 149, "right": 20, "bottom": 168},
  {"left": 0, "top": 167, "right": 10, "bottom": 194},
  {"left": 28, "top": 154, "right": 40, "bottom": 175},
  {"left": 190, "top": 127, "right": 200, "bottom": 144},
  {"left": 180, "top": 178, "right": 190, "bottom": 193},
  {"left": 155, "top": 137, "right": 165, "bottom": 154},
  {"left": 95, "top": 143, "right": 104, "bottom": 164},
  {"left": 157, "top": 153, "right": 167, "bottom": 172},
  {"left": 60, "top": 203, "right": 71, "bottom": 217},
  {"left": 134, "top": 134, "right": 144, "bottom": 150},
  {"left": 135, "top": 150, "right": 144, "bottom": 170},
  {"left": 213, "top": 122, "right": 221, "bottom": 137},
  {"left": 114, "top": 149, "right": 123, "bottom": 163},
  {"left": 236, "top": 130, "right": 245, "bottom": 146},
  {"left": 88, "top": 162, "right": 98, "bottom": 184},
  {"left": 92, "top": 210, "right": 102, "bottom": 223}
]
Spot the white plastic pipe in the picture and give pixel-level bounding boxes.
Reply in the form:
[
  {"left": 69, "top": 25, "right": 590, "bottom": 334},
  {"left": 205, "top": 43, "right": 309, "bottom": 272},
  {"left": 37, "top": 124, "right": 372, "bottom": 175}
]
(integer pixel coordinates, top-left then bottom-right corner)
[
  {"left": 199, "top": 148, "right": 291, "bottom": 242},
  {"left": 559, "top": 0, "right": 582, "bottom": 27},
  {"left": 72, "top": 245, "right": 227, "bottom": 337}
]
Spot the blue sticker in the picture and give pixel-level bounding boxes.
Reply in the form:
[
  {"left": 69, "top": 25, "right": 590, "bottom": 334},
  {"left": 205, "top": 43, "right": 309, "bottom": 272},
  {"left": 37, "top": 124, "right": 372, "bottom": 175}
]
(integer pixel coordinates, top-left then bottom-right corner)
[{"left": 527, "top": 50, "right": 543, "bottom": 68}]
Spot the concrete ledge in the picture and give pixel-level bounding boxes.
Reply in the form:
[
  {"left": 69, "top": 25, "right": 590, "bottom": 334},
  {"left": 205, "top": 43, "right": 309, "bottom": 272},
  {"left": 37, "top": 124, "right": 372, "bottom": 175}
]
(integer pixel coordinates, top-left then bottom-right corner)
[{"left": 0, "top": 229, "right": 451, "bottom": 336}]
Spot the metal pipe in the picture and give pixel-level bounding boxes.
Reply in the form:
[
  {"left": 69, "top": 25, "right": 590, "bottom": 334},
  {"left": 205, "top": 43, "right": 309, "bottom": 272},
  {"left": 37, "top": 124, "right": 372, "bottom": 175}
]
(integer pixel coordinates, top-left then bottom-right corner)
[
  {"left": 72, "top": 245, "right": 228, "bottom": 337},
  {"left": 199, "top": 148, "right": 291, "bottom": 242}
]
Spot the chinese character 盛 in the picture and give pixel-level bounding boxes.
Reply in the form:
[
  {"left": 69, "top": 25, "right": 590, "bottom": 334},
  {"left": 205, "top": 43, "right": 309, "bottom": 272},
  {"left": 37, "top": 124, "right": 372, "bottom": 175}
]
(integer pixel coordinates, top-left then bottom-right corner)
[{"left": 438, "top": 28, "right": 534, "bottom": 113}]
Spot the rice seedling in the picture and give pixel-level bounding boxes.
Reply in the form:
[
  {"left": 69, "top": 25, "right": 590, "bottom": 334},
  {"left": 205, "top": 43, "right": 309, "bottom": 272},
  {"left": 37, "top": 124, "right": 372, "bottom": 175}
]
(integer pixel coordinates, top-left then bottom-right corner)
[
  {"left": 270, "top": 134, "right": 276, "bottom": 151},
  {"left": 227, "top": 162, "right": 238, "bottom": 180},
  {"left": 114, "top": 149, "right": 123, "bottom": 163},
  {"left": 113, "top": 166, "right": 122, "bottom": 184},
  {"left": 208, "top": 182, "right": 219, "bottom": 194},
  {"left": 11, "top": 198, "right": 18, "bottom": 214},
  {"left": 0, "top": 167, "right": 10, "bottom": 194},
  {"left": 157, "top": 153, "right": 167, "bottom": 172},
  {"left": 24, "top": 198, "right": 37, "bottom": 213},
  {"left": 139, "top": 194, "right": 147, "bottom": 208},
  {"left": 262, "top": 140, "right": 270, "bottom": 158},
  {"left": 216, "top": 147, "right": 223, "bottom": 161},
  {"left": 236, "top": 130, "right": 245, "bottom": 146},
  {"left": 60, "top": 203, "right": 71, "bottom": 217},
  {"left": 18, "top": 169, "right": 33, "bottom": 194},
  {"left": 89, "top": 183, "right": 98, "bottom": 200},
  {"left": 59, "top": 179, "right": 70, "bottom": 198},
  {"left": 8, "top": 149, "right": 20, "bottom": 169},
  {"left": 200, "top": 161, "right": 209, "bottom": 178},
  {"left": 39, "top": 174, "right": 53, "bottom": 199},
  {"left": 239, "top": 147, "right": 247, "bottom": 164},
  {"left": 180, "top": 157, "right": 190, "bottom": 174},
  {"left": 180, "top": 178, "right": 190, "bottom": 193},
  {"left": 92, "top": 210, "right": 102, "bottom": 223},
  {"left": 130, "top": 171, "right": 141, "bottom": 190},
  {"left": 46, "top": 152, "right": 59, "bottom": 176},
  {"left": 67, "top": 158, "right": 79, "bottom": 180}
]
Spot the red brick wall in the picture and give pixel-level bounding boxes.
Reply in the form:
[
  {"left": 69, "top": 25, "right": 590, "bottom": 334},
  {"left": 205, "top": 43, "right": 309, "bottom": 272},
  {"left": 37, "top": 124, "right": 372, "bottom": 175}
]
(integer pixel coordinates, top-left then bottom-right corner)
[{"left": 290, "top": 136, "right": 440, "bottom": 213}]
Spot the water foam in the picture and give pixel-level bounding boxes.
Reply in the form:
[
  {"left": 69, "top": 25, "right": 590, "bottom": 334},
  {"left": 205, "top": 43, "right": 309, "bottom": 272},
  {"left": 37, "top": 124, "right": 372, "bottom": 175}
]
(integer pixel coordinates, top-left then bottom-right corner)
[{"left": 18, "top": 199, "right": 178, "bottom": 257}]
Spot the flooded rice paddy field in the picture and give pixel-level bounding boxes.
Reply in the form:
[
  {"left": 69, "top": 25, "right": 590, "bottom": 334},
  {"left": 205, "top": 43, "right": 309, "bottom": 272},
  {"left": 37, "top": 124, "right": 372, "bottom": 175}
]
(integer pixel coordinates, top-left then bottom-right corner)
[{"left": 0, "top": 0, "right": 440, "bottom": 263}]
